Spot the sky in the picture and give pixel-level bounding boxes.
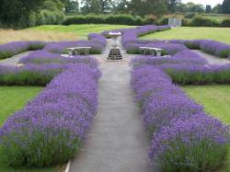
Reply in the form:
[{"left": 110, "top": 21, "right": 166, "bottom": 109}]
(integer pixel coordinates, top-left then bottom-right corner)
[{"left": 182, "top": 0, "right": 223, "bottom": 7}]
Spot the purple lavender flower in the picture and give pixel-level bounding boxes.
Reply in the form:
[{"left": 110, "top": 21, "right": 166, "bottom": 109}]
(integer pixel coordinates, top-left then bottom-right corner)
[
  {"left": 0, "top": 41, "right": 46, "bottom": 59},
  {"left": 0, "top": 63, "right": 101, "bottom": 166}
]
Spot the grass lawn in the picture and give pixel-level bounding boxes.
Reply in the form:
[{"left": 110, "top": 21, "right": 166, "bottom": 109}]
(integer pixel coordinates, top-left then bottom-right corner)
[
  {"left": 0, "top": 24, "right": 133, "bottom": 44},
  {"left": 0, "top": 86, "right": 64, "bottom": 172},
  {"left": 0, "top": 86, "right": 43, "bottom": 126},
  {"left": 183, "top": 85, "right": 230, "bottom": 172},
  {"left": 30, "top": 24, "right": 134, "bottom": 38},
  {"left": 141, "top": 27, "right": 230, "bottom": 44}
]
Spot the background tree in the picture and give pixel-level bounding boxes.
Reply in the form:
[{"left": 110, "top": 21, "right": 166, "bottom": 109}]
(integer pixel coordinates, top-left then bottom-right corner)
[
  {"left": 129, "top": 0, "right": 167, "bottom": 17},
  {"left": 212, "top": 4, "right": 222, "bottom": 13},
  {"left": 81, "top": 0, "right": 102, "bottom": 14},
  {"left": 205, "top": 5, "right": 212, "bottom": 13},
  {"left": 99, "top": 0, "right": 112, "bottom": 13},
  {"left": 111, "top": 0, "right": 129, "bottom": 14},
  {"left": 0, "top": 0, "right": 44, "bottom": 27},
  {"left": 168, "top": 0, "right": 181, "bottom": 12},
  {"left": 222, "top": 0, "right": 230, "bottom": 14},
  {"left": 65, "top": 0, "right": 79, "bottom": 13}
]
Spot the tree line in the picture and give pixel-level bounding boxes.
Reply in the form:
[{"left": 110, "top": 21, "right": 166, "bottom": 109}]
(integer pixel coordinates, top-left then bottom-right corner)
[{"left": 0, "top": 0, "right": 230, "bottom": 28}]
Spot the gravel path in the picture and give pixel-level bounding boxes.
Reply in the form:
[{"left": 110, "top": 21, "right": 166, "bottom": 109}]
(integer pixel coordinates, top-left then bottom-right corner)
[
  {"left": 193, "top": 50, "right": 230, "bottom": 65},
  {"left": 0, "top": 51, "right": 31, "bottom": 66},
  {"left": 69, "top": 39, "right": 157, "bottom": 172}
]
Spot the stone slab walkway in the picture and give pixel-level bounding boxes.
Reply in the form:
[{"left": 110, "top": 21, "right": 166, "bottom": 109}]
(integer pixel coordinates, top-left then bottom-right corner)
[
  {"left": 69, "top": 39, "right": 157, "bottom": 172},
  {"left": 193, "top": 50, "right": 230, "bottom": 65},
  {"left": 0, "top": 51, "right": 32, "bottom": 66}
]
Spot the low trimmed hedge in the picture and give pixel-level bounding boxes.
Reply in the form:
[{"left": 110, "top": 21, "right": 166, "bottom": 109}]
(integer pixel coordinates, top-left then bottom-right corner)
[{"left": 63, "top": 14, "right": 155, "bottom": 26}]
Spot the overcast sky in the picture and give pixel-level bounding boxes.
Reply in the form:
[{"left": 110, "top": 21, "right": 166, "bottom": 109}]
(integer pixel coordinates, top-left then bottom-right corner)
[{"left": 182, "top": 0, "right": 223, "bottom": 7}]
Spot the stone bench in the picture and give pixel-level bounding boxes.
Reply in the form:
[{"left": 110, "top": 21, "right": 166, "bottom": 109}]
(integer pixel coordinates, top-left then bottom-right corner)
[
  {"left": 67, "top": 47, "right": 91, "bottom": 56},
  {"left": 140, "top": 47, "right": 162, "bottom": 56}
]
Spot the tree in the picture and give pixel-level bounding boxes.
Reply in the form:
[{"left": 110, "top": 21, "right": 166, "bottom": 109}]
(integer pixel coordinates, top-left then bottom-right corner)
[
  {"left": 81, "top": 0, "right": 102, "bottom": 13},
  {"left": 168, "top": 0, "right": 181, "bottom": 12},
  {"left": 175, "top": 3, "right": 187, "bottom": 13},
  {"left": 111, "top": 0, "right": 129, "bottom": 14},
  {"left": 65, "top": 0, "right": 79, "bottom": 12},
  {"left": 0, "top": 0, "right": 44, "bottom": 27},
  {"left": 205, "top": 5, "right": 212, "bottom": 13},
  {"left": 212, "top": 4, "right": 222, "bottom": 13},
  {"left": 129, "top": 0, "right": 167, "bottom": 17},
  {"left": 191, "top": 4, "right": 204, "bottom": 13},
  {"left": 99, "top": 0, "right": 112, "bottom": 13},
  {"left": 222, "top": 0, "right": 230, "bottom": 14}
]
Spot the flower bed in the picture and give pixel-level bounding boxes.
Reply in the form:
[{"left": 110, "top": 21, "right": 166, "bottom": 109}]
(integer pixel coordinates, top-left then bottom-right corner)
[
  {"left": 162, "top": 63, "right": 230, "bottom": 85},
  {"left": 19, "top": 50, "right": 98, "bottom": 67},
  {"left": 131, "top": 50, "right": 207, "bottom": 68},
  {"left": 43, "top": 33, "right": 106, "bottom": 54},
  {"left": 125, "top": 42, "right": 188, "bottom": 55},
  {"left": 131, "top": 64, "right": 229, "bottom": 172},
  {"left": 0, "top": 63, "right": 67, "bottom": 86},
  {"left": 0, "top": 41, "right": 46, "bottom": 60},
  {"left": 121, "top": 25, "right": 170, "bottom": 51},
  {"left": 0, "top": 33, "right": 106, "bottom": 61},
  {"left": 0, "top": 63, "right": 101, "bottom": 167},
  {"left": 43, "top": 40, "right": 104, "bottom": 54},
  {"left": 170, "top": 39, "right": 230, "bottom": 58}
]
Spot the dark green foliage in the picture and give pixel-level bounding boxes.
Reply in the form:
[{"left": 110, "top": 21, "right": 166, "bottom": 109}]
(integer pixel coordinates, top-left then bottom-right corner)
[
  {"left": 168, "top": 0, "right": 181, "bottom": 12},
  {"left": 0, "top": 0, "right": 65, "bottom": 28},
  {"left": 184, "top": 12, "right": 196, "bottom": 19},
  {"left": 128, "top": 0, "right": 167, "bottom": 17},
  {"left": 65, "top": 0, "right": 79, "bottom": 13},
  {"left": 222, "top": 0, "right": 230, "bottom": 14},
  {"left": 0, "top": 0, "right": 44, "bottom": 28},
  {"left": 221, "top": 19, "right": 230, "bottom": 27},
  {"left": 206, "top": 5, "right": 212, "bottom": 13},
  {"left": 62, "top": 14, "right": 155, "bottom": 25},
  {"left": 191, "top": 17, "right": 219, "bottom": 27},
  {"left": 158, "top": 18, "right": 169, "bottom": 25}
]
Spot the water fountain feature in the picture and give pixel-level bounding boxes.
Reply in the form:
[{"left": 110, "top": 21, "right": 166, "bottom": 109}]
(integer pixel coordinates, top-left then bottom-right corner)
[{"left": 107, "top": 31, "right": 122, "bottom": 60}]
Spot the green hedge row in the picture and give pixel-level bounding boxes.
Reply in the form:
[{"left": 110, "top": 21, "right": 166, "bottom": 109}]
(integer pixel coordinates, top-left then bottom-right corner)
[
  {"left": 0, "top": 10, "right": 64, "bottom": 28},
  {"left": 183, "top": 17, "right": 230, "bottom": 27},
  {"left": 62, "top": 14, "right": 156, "bottom": 26}
]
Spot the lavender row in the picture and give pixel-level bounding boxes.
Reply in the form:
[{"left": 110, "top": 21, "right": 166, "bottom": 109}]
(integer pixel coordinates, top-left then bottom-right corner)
[
  {"left": 170, "top": 39, "right": 230, "bottom": 58},
  {"left": 131, "top": 50, "right": 207, "bottom": 68},
  {"left": 44, "top": 33, "right": 106, "bottom": 55},
  {"left": 19, "top": 50, "right": 99, "bottom": 67},
  {"left": 121, "top": 25, "right": 170, "bottom": 51},
  {"left": 0, "top": 33, "right": 106, "bottom": 61},
  {"left": 131, "top": 64, "right": 229, "bottom": 171},
  {"left": 0, "top": 63, "right": 101, "bottom": 167},
  {"left": 161, "top": 63, "right": 230, "bottom": 85},
  {"left": 0, "top": 54, "right": 99, "bottom": 85},
  {"left": 0, "top": 41, "right": 46, "bottom": 60}
]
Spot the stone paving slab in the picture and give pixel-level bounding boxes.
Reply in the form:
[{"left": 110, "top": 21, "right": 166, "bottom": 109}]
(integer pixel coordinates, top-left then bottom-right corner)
[{"left": 0, "top": 51, "right": 32, "bottom": 66}]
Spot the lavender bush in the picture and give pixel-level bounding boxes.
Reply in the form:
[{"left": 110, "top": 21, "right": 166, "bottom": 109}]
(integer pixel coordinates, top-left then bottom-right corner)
[
  {"left": 43, "top": 40, "right": 104, "bottom": 54},
  {"left": 0, "top": 41, "right": 46, "bottom": 59},
  {"left": 170, "top": 39, "right": 230, "bottom": 58},
  {"left": 121, "top": 25, "right": 170, "bottom": 52},
  {"left": 131, "top": 63, "right": 229, "bottom": 171},
  {"left": 19, "top": 50, "right": 99, "bottom": 67},
  {"left": 131, "top": 50, "right": 207, "bottom": 68},
  {"left": 149, "top": 114, "right": 228, "bottom": 172},
  {"left": 0, "top": 64, "right": 69, "bottom": 86},
  {"left": 162, "top": 64, "right": 230, "bottom": 85},
  {"left": 0, "top": 64, "right": 101, "bottom": 167}
]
